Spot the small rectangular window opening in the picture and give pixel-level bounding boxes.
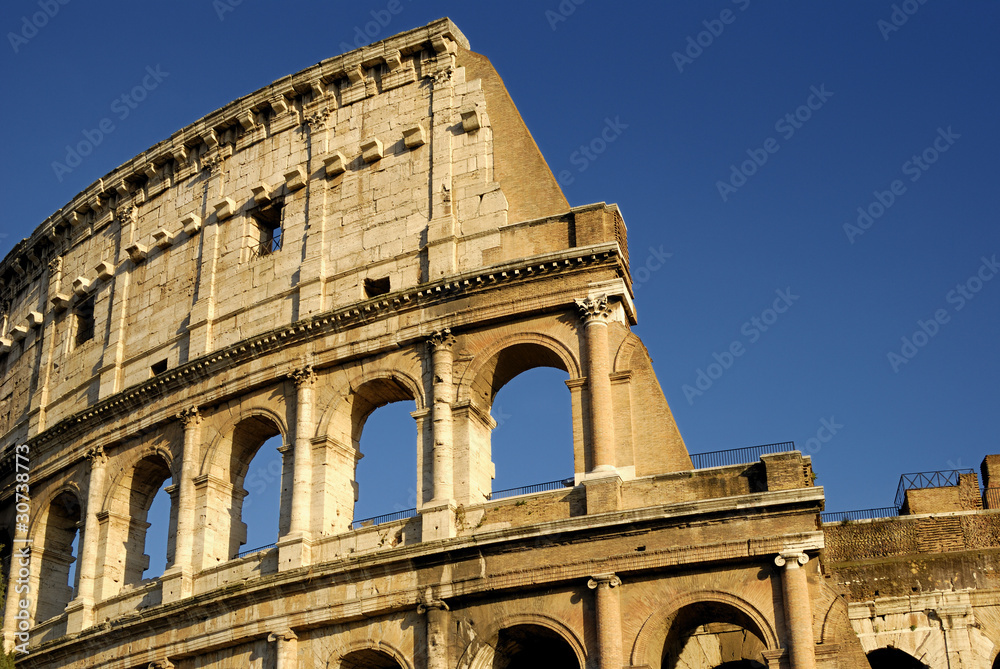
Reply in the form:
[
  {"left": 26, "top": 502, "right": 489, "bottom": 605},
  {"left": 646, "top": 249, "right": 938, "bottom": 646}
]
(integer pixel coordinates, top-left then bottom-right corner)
[
  {"left": 151, "top": 360, "right": 168, "bottom": 377},
  {"left": 74, "top": 296, "right": 95, "bottom": 349},
  {"left": 364, "top": 277, "right": 390, "bottom": 298},
  {"left": 251, "top": 202, "right": 283, "bottom": 258}
]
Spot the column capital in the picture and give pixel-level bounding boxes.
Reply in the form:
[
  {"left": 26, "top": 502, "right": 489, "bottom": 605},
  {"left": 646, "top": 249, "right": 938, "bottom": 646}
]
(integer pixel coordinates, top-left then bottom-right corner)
[
  {"left": 85, "top": 444, "right": 107, "bottom": 466},
  {"left": 148, "top": 661, "right": 174, "bottom": 669},
  {"left": 268, "top": 629, "right": 298, "bottom": 643},
  {"left": 588, "top": 573, "right": 622, "bottom": 589},
  {"left": 774, "top": 551, "right": 809, "bottom": 568},
  {"left": 289, "top": 364, "right": 316, "bottom": 388},
  {"left": 177, "top": 406, "right": 202, "bottom": 427},
  {"left": 418, "top": 599, "right": 450, "bottom": 614},
  {"left": 575, "top": 294, "right": 613, "bottom": 324},
  {"left": 429, "top": 328, "right": 456, "bottom": 351}
]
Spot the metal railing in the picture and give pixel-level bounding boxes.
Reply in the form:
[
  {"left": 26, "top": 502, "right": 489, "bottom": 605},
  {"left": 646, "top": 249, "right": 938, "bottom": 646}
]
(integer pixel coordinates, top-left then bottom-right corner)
[
  {"left": 689, "top": 441, "right": 796, "bottom": 469},
  {"left": 821, "top": 506, "right": 899, "bottom": 524},
  {"left": 234, "top": 542, "right": 276, "bottom": 559},
  {"left": 894, "top": 469, "right": 975, "bottom": 509},
  {"left": 487, "top": 478, "right": 575, "bottom": 501},
  {"left": 351, "top": 507, "right": 417, "bottom": 530}
]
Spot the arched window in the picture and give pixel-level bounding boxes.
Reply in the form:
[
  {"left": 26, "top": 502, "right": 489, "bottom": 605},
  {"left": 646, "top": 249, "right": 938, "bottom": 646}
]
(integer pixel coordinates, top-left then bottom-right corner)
[
  {"left": 35, "top": 491, "right": 81, "bottom": 622},
  {"left": 142, "top": 478, "right": 172, "bottom": 579},
  {"left": 119, "top": 455, "right": 172, "bottom": 587},
  {"left": 661, "top": 602, "right": 768, "bottom": 669},
  {"left": 225, "top": 416, "right": 287, "bottom": 559},
  {"left": 348, "top": 378, "right": 417, "bottom": 527},
  {"left": 465, "top": 341, "right": 575, "bottom": 503},
  {"left": 340, "top": 649, "right": 405, "bottom": 669},
  {"left": 867, "top": 647, "right": 928, "bottom": 668},
  {"left": 490, "top": 367, "right": 571, "bottom": 495}
]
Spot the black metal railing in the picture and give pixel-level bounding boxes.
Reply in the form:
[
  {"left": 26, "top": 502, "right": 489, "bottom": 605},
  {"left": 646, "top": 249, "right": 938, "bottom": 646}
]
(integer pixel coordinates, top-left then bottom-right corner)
[
  {"left": 821, "top": 506, "right": 899, "bottom": 524},
  {"left": 486, "top": 478, "right": 575, "bottom": 501},
  {"left": 234, "top": 542, "right": 276, "bottom": 559},
  {"left": 894, "top": 469, "right": 975, "bottom": 509},
  {"left": 351, "top": 507, "right": 417, "bottom": 530},
  {"left": 690, "top": 441, "right": 796, "bottom": 469}
]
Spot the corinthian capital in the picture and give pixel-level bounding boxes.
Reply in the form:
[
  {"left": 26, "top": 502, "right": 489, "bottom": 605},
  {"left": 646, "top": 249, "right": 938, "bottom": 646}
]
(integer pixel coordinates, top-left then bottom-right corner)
[
  {"left": 289, "top": 365, "right": 316, "bottom": 388},
  {"left": 429, "top": 328, "right": 456, "bottom": 351},
  {"left": 177, "top": 407, "right": 201, "bottom": 427},
  {"left": 575, "top": 294, "right": 613, "bottom": 324}
]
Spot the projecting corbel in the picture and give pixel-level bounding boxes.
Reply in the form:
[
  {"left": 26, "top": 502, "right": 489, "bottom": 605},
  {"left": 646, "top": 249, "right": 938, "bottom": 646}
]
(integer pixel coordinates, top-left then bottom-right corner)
[
  {"left": 126, "top": 243, "right": 148, "bottom": 264},
  {"left": 460, "top": 107, "right": 484, "bottom": 133},
  {"left": 361, "top": 138, "right": 383, "bottom": 164},
  {"left": 152, "top": 228, "right": 176, "bottom": 249},
  {"left": 284, "top": 166, "right": 307, "bottom": 191},
  {"left": 182, "top": 214, "right": 203, "bottom": 236},
  {"left": 251, "top": 183, "right": 273, "bottom": 205},
  {"left": 403, "top": 123, "right": 426, "bottom": 149},
  {"left": 72, "top": 276, "right": 93, "bottom": 297},
  {"left": 324, "top": 151, "right": 348, "bottom": 177},
  {"left": 95, "top": 261, "right": 114, "bottom": 281},
  {"left": 214, "top": 197, "right": 236, "bottom": 220}
]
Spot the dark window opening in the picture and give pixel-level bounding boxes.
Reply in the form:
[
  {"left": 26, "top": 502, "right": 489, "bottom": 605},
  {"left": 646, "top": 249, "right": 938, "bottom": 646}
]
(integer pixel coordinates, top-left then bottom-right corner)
[
  {"left": 151, "top": 360, "right": 168, "bottom": 376},
  {"left": 74, "top": 296, "right": 95, "bottom": 348},
  {"left": 364, "top": 276, "right": 391, "bottom": 298},
  {"left": 250, "top": 202, "right": 283, "bottom": 258}
]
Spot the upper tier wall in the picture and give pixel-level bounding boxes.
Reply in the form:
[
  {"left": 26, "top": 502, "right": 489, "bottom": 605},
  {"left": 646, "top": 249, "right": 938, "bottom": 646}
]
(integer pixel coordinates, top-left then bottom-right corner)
[{"left": 0, "top": 19, "right": 627, "bottom": 442}]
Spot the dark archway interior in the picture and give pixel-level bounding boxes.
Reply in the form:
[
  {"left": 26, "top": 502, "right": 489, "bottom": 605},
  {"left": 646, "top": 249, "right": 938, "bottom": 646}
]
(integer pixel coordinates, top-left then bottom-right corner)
[
  {"left": 492, "top": 624, "right": 578, "bottom": 669},
  {"left": 340, "top": 649, "right": 403, "bottom": 669},
  {"left": 867, "top": 647, "right": 928, "bottom": 668}
]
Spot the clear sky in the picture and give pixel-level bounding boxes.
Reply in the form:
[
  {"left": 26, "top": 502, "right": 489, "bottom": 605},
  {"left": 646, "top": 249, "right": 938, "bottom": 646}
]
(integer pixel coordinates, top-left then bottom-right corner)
[{"left": 2, "top": 2, "right": 998, "bottom": 572}]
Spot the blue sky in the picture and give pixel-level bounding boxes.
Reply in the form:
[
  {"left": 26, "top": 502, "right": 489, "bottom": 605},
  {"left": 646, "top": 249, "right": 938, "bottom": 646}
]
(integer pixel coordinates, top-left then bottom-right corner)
[{"left": 3, "top": 2, "right": 998, "bottom": 573}]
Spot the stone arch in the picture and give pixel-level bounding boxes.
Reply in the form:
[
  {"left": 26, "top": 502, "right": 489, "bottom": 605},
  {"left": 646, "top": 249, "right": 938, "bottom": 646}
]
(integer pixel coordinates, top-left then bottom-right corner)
[
  {"left": 456, "top": 331, "right": 582, "bottom": 407},
  {"left": 867, "top": 647, "right": 928, "bottom": 668},
  {"left": 195, "top": 404, "right": 290, "bottom": 566},
  {"left": 613, "top": 331, "right": 641, "bottom": 373},
  {"left": 31, "top": 487, "right": 83, "bottom": 623},
  {"left": 458, "top": 612, "right": 586, "bottom": 669},
  {"left": 330, "top": 640, "right": 414, "bottom": 669},
  {"left": 101, "top": 448, "right": 174, "bottom": 590},
  {"left": 631, "top": 591, "right": 779, "bottom": 669},
  {"left": 316, "top": 369, "right": 423, "bottom": 530}
]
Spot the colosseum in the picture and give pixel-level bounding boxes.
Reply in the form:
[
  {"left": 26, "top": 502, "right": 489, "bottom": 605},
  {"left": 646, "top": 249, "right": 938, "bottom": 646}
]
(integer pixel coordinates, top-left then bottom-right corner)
[{"left": 3, "top": 17, "right": 1000, "bottom": 669}]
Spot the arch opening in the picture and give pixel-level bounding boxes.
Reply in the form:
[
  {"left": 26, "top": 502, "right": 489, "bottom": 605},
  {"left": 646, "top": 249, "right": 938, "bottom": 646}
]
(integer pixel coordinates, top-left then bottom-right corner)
[
  {"left": 227, "top": 416, "right": 285, "bottom": 558},
  {"left": 35, "top": 490, "right": 81, "bottom": 622},
  {"left": 661, "top": 602, "right": 768, "bottom": 669},
  {"left": 867, "top": 647, "right": 928, "bottom": 668},
  {"left": 351, "top": 378, "right": 417, "bottom": 525},
  {"left": 466, "top": 342, "right": 573, "bottom": 502},
  {"left": 122, "top": 454, "right": 172, "bottom": 585},
  {"left": 492, "top": 624, "right": 579, "bottom": 669}
]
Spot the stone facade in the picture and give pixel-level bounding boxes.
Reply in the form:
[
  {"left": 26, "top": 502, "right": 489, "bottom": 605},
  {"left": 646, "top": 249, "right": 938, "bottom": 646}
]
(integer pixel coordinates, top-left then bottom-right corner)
[{"left": 0, "top": 16, "right": 994, "bottom": 669}]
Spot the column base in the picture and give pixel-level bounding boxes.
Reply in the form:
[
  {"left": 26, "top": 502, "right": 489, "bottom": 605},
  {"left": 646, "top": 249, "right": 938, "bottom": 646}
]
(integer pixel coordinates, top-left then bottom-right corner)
[
  {"left": 160, "top": 567, "right": 193, "bottom": 603},
  {"left": 583, "top": 474, "right": 623, "bottom": 514},
  {"left": 277, "top": 533, "right": 313, "bottom": 572},
  {"left": 420, "top": 502, "right": 456, "bottom": 542},
  {"left": 65, "top": 596, "right": 94, "bottom": 633}
]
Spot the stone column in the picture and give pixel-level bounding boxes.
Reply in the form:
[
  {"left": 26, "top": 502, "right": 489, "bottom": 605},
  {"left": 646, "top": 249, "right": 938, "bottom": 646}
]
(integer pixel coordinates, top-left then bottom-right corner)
[
  {"left": 279, "top": 365, "right": 315, "bottom": 569},
  {"left": 419, "top": 599, "right": 450, "bottom": 669},
  {"left": 268, "top": 629, "right": 298, "bottom": 669},
  {"left": 67, "top": 445, "right": 107, "bottom": 631},
  {"left": 162, "top": 408, "right": 200, "bottom": 602},
  {"left": 422, "top": 331, "right": 456, "bottom": 541},
  {"left": 588, "top": 573, "right": 623, "bottom": 669},
  {"left": 575, "top": 295, "right": 616, "bottom": 474},
  {"left": 774, "top": 552, "right": 816, "bottom": 669},
  {"left": 429, "top": 330, "right": 456, "bottom": 504}
]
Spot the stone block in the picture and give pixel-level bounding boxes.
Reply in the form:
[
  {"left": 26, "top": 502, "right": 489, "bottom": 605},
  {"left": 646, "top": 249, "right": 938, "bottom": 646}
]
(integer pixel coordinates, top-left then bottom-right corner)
[
  {"left": 361, "top": 138, "right": 383, "bottom": 164},
  {"left": 324, "top": 151, "right": 348, "bottom": 177},
  {"left": 403, "top": 123, "right": 426, "bottom": 149},
  {"left": 213, "top": 198, "right": 236, "bottom": 220}
]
